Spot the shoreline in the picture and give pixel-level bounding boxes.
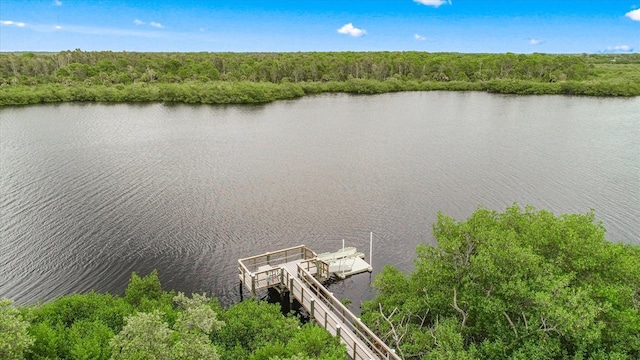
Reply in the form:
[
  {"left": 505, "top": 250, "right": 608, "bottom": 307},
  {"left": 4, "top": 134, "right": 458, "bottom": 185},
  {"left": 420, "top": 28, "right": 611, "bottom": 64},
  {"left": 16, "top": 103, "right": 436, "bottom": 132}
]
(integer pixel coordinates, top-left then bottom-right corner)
[{"left": 1, "top": 78, "right": 638, "bottom": 107}]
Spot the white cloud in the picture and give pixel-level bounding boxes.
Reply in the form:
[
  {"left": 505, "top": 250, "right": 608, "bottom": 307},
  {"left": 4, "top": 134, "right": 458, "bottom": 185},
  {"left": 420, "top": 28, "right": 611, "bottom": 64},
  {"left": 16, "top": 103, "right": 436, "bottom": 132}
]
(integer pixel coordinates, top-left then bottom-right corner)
[
  {"left": 54, "top": 0, "right": 62, "bottom": 6},
  {"left": 414, "top": 0, "right": 452, "bottom": 8},
  {"left": 414, "top": 33, "right": 426, "bottom": 41},
  {"left": 0, "top": 20, "right": 226, "bottom": 47},
  {"left": 39, "top": 24, "right": 166, "bottom": 38},
  {"left": 604, "top": 45, "right": 633, "bottom": 52},
  {"left": 0, "top": 20, "right": 26, "bottom": 27},
  {"left": 134, "top": 19, "right": 163, "bottom": 29},
  {"left": 337, "top": 23, "right": 366, "bottom": 37},
  {"left": 529, "top": 38, "right": 542, "bottom": 45},
  {"left": 625, "top": 9, "right": 640, "bottom": 21},
  {"left": 1, "top": 19, "right": 184, "bottom": 40}
]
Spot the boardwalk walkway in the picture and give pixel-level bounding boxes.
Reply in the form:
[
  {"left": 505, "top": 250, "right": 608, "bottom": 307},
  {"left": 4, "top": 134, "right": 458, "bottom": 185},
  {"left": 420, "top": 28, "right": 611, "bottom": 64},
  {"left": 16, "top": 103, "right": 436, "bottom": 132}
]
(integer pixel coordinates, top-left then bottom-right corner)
[{"left": 238, "top": 245, "right": 401, "bottom": 360}]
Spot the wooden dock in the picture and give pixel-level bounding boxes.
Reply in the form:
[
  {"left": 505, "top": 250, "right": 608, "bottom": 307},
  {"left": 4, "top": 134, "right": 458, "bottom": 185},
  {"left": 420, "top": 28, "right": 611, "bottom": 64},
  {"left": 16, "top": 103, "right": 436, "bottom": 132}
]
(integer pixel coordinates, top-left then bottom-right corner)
[{"left": 238, "top": 245, "right": 400, "bottom": 360}]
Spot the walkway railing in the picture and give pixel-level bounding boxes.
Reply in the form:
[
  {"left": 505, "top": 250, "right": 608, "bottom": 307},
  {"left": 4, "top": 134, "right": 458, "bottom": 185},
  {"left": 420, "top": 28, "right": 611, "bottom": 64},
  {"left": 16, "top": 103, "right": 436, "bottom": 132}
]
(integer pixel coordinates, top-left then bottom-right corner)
[
  {"left": 292, "top": 263, "right": 401, "bottom": 360},
  {"left": 238, "top": 245, "right": 317, "bottom": 296},
  {"left": 238, "top": 245, "right": 401, "bottom": 360}
]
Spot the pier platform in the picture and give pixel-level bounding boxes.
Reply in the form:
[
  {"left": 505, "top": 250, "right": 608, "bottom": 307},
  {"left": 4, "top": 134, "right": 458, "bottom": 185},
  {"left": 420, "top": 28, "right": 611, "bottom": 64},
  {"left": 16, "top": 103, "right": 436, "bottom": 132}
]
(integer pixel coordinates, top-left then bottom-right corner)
[
  {"left": 317, "top": 246, "right": 373, "bottom": 279},
  {"left": 238, "top": 244, "right": 399, "bottom": 360}
]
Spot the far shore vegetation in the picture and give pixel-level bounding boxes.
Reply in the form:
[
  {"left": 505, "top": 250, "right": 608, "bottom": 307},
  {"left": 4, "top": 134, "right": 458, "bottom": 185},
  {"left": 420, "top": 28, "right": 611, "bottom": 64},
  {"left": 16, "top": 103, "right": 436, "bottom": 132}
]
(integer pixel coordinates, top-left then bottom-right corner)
[{"left": 0, "top": 51, "right": 638, "bottom": 106}]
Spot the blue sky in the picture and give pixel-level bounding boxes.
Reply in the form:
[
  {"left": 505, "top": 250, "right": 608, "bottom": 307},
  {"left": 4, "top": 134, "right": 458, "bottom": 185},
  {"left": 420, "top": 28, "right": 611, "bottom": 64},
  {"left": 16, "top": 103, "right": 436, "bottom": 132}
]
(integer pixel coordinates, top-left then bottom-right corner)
[{"left": 1, "top": 1, "right": 639, "bottom": 53}]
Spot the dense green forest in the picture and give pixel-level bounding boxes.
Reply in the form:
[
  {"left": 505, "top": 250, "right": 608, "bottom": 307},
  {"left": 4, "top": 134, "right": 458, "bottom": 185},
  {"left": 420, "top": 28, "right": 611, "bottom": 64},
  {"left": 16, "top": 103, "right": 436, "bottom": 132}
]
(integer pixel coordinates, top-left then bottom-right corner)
[
  {"left": 0, "top": 51, "right": 638, "bottom": 105},
  {"left": 360, "top": 205, "right": 640, "bottom": 360},
  {"left": 1, "top": 271, "right": 345, "bottom": 360}
]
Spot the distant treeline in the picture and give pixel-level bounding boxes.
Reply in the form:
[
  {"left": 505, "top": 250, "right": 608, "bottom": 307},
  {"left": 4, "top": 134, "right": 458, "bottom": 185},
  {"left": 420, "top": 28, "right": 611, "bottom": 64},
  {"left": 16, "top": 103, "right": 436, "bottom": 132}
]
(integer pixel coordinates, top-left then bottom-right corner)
[{"left": 1, "top": 50, "right": 638, "bottom": 105}]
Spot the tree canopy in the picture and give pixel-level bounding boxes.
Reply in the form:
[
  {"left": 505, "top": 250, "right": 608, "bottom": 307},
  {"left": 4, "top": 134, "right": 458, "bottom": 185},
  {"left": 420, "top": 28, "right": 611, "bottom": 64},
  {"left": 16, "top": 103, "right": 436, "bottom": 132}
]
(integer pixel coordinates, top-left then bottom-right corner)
[
  {"left": 0, "top": 270, "right": 346, "bottom": 359},
  {"left": 361, "top": 204, "right": 640, "bottom": 359},
  {"left": 0, "top": 298, "right": 34, "bottom": 360}
]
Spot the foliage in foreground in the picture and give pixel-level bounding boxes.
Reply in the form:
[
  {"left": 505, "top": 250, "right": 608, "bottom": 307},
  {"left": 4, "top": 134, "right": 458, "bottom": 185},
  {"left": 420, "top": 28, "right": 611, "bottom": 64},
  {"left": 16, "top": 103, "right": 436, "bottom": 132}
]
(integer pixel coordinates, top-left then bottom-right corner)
[
  {"left": 0, "top": 298, "right": 34, "bottom": 360},
  {"left": 0, "top": 270, "right": 345, "bottom": 359},
  {"left": 362, "top": 204, "right": 640, "bottom": 359}
]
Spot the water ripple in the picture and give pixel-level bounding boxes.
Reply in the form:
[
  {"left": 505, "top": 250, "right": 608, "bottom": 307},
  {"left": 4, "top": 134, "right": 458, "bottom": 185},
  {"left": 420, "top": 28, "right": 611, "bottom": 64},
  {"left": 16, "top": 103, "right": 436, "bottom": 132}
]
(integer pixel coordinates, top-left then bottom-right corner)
[{"left": 1, "top": 94, "right": 638, "bottom": 306}]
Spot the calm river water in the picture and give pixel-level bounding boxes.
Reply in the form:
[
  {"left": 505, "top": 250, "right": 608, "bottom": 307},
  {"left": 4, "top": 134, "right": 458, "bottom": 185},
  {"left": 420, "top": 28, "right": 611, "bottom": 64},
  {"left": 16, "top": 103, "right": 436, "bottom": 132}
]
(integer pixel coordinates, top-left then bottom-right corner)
[{"left": 1, "top": 92, "right": 638, "bottom": 307}]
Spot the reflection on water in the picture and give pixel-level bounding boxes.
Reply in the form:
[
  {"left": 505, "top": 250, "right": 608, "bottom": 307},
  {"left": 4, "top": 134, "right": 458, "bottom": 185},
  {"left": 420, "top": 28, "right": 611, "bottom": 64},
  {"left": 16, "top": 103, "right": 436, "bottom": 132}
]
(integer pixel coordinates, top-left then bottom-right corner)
[{"left": 1, "top": 92, "right": 638, "bottom": 307}]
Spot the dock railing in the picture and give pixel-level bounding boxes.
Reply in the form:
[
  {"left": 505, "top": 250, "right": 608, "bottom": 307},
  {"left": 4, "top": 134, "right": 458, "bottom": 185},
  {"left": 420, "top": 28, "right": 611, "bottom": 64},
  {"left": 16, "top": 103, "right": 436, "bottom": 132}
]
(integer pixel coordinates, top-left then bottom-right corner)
[
  {"left": 294, "top": 264, "right": 401, "bottom": 360},
  {"left": 299, "top": 258, "right": 330, "bottom": 281},
  {"left": 238, "top": 245, "right": 317, "bottom": 296}
]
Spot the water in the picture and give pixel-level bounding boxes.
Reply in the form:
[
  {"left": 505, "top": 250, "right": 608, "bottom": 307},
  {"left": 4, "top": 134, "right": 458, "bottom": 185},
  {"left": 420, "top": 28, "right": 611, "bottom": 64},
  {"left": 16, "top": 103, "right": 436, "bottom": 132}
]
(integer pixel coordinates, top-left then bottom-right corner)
[{"left": 1, "top": 92, "right": 638, "bottom": 308}]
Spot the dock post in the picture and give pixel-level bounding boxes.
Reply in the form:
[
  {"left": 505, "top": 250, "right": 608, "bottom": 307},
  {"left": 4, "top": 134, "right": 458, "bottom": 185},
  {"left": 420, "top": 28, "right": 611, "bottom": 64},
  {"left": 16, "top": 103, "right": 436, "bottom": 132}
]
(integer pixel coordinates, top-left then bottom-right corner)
[
  {"left": 310, "top": 298, "right": 315, "bottom": 319},
  {"left": 370, "top": 231, "right": 373, "bottom": 269},
  {"left": 342, "top": 239, "right": 345, "bottom": 278},
  {"left": 251, "top": 274, "right": 256, "bottom": 298},
  {"left": 353, "top": 340, "right": 357, "bottom": 359},
  {"left": 289, "top": 278, "right": 294, "bottom": 306}
]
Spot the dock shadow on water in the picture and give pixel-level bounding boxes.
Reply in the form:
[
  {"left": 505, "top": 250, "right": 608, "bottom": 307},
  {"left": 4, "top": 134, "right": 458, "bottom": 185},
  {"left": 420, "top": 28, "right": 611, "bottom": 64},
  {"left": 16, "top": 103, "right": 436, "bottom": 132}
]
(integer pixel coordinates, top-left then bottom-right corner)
[
  {"left": 264, "top": 273, "right": 362, "bottom": 323},
  {"left": 267, "top": 288, "right": 310, "bottom": 322}
]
